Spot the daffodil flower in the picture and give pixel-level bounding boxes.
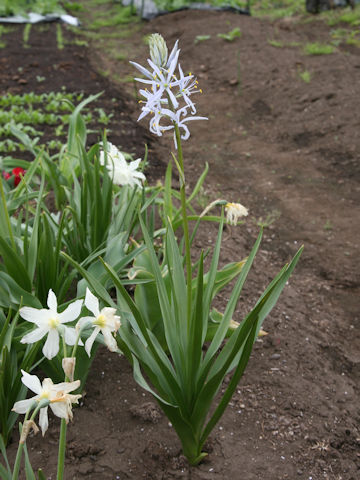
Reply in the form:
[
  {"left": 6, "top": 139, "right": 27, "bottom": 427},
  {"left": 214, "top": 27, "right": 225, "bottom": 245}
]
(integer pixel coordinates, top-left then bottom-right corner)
[
  {"left": 77, "top": 288, "right": 121, "bottom": 357},
  {"left": 99, "top": 142, "right": 146, "bottom": 188},
  {"left": 12, "top": 370, "right": 81, "bottom": 436},
  {"left": 20, "top": 290, "right": 83, "bottom": 360},
  {"left": 225, "top": 202, "right": 249, "bottom": 225}
]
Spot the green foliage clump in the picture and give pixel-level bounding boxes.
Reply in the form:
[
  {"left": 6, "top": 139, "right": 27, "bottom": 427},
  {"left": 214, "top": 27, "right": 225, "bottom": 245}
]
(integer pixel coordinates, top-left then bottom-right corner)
[{"left": 304, "top": 42, "right": 335, "bottom": 55}]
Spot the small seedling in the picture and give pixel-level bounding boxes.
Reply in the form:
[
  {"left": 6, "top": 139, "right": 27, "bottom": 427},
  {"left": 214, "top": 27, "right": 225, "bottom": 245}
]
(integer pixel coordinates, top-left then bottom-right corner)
[
  {"left": 298, "top": 69, "right": 311, "bottom": 83},
  {"left": 324, "top": 220, "right": 333, "bottom": 231},
  {"left": 268, "top": 39, "right": 284, "bottom": 48},
  {"left": 304, "top": 42, "right": 335, "bottom": 55},
  {"left": 194, "top": 35, "right": 211, "bottom": 44},
  {"left": 23, "top": 23, "right": 31, "bottom": 47},
  {"left": 217, "top": 27, "right": 242, "bottom": 42},
  {"left": 57, "top": 24, "right": 64, "bottom": 50}
]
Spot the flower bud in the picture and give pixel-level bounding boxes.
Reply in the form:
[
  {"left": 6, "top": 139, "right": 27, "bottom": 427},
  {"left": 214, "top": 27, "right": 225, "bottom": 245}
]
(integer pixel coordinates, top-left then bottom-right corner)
[
  {"left": 148, "top": 33, "right": 168, "bottom": 68},
  {"left": 62, "top": 357, "right": 76, "bottom": 382},
  {"left": 20, "top": 420, "right": 39, "bottom": 444}
]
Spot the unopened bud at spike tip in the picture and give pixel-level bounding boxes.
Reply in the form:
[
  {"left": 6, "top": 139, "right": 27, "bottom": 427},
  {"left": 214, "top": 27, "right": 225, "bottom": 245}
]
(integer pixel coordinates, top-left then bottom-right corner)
[{"left": 148, "top": 33, "right": 168, "bottom": 68}]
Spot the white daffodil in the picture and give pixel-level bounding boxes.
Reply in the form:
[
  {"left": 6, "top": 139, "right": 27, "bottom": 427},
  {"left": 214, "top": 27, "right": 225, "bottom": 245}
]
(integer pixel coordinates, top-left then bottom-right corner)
[
  {"left": 225, "top": 202, "right": 249, "bottom": 225},
  {"left": 99, "top": 142, "right": 146, "bottom": 188},
  {"left": 77, "top": 288, "right": 121, "bottom": 357},
  {"left": 12, "top": 370, "right": 81, "bottom": 436},
  {"left": 20, "top": 290, "right": 83, "bottom": 360}
]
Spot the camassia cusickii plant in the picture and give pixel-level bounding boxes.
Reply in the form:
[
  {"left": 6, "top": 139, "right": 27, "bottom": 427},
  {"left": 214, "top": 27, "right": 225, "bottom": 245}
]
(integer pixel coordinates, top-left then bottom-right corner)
[{"left": 99, "top": 34, "right": 303, "bottom": 465}]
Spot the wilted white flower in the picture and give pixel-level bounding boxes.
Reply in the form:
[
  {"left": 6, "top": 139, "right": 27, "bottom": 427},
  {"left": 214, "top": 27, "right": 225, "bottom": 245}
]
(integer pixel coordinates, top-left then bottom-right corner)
[
  {"left": 100, "top": 142, "right": 146, "bottom": 188},
  {"left": 12, "top": 370, "right": 81, "bottom": 436},
  {"left": 20, "top": 290, "right": 83, "bottom": 360},
  {"left": 225, "top": 202, "right": 249, "bottom": 225},
  {"left": 77, "top": 288, "right": 121, "bottom": 357}
]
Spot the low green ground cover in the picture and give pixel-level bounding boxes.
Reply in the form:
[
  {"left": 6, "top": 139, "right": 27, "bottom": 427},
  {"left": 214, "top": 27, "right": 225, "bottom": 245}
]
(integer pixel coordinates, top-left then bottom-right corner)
[{"left": 0, "top": 90, "right": 114, "bottom": 156}]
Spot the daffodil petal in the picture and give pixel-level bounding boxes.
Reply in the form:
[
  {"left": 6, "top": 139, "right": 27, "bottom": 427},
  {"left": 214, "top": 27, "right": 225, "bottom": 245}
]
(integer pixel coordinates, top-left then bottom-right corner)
[
  {"left": 85, "top": 327, "right": 100, "bottom": 357},
  {"left": 47, "top": 289, "right": 58, "bottom": 311},
  {"left": 42, "top": 329, "right": 60, "bottom": 360},
  {"left": 102, "top": 328, "right": 118, "bottom": 352},
  {"left": 58, "top": 299, "right": 83, "bottom": 323},
  {"left": 20, "top": 370, "right": 42, "bottom": 394},
  {"left": 21, "top": 326, "right": 48, "bottom": 345},
  {"left": 19, "top": 307, "right": 50, "bottom": 325},
  {"left": 64, "top": 327, "right": 79, "bottom": 346},
  {"left": 51, "top": 379, "right": 81, "bottom": 394},
  {"left": 50, "top": 401, "right": 69, "bottom": 421},
  {"left": 39, "top": 406, "right": 49, "bottom": 436},
  {"left": 84, "top": 288, "right": 100, "bottom": 317},
  {"left": 12, "top": 397, "right": 37, "bottom": 414}
]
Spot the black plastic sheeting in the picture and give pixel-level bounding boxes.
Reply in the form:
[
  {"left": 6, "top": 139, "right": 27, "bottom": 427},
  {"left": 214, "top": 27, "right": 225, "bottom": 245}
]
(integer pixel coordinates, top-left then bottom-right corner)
[
  {"left": 306, "top": 0, "right": 359, "bottom": 14},
  {"left": 123, "top": 0, "right": 359, "bottom": 21},
  {"left": 122, "top": 1, "right": 250, "bottom": 21}
]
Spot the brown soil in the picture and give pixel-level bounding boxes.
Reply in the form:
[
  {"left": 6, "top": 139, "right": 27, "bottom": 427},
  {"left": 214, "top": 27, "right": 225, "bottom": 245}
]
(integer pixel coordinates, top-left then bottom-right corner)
[{"left": 2, "top": 6, "right": 360, "bottom": 480}]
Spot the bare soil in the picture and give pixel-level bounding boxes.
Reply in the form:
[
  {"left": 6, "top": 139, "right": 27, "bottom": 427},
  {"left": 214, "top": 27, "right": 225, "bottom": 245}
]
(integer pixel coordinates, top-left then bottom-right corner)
[{"left": 1, "top": 6, "right": 360, "bottom": 480}]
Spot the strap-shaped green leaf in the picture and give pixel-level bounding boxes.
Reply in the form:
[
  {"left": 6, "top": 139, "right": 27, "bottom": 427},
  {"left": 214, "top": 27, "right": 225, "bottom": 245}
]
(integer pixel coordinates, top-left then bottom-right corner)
[
  {"left": 200, "top": 321, "right": 257, "bottom": 446},
  {"left": 0, "top": 238, "right": 32, "bottom": 292},
  {"left": 201, "top": 230, "right": 262, "bottom": 373}
]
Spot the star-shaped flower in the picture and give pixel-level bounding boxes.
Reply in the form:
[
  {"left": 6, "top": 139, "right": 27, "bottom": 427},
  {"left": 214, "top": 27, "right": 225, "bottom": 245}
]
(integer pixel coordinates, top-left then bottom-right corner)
[
  {"left": 12, "top": 370, "right": 81, "bottom": 436},
  {"left": 20, "top": 290, "right": 83, "bottom": 360},
  {"left": 77, "top": 288, "right": 121, "bottom": 357}
]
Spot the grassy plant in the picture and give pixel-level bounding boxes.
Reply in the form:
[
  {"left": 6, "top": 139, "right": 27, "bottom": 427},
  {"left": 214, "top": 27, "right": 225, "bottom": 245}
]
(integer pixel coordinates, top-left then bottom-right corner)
[
  {"left": 194, "top": 35, "right": 211, "bottom": 44},
  {"left": 0, "top": 0, "right": 64, "bottom": 16},
  {"left": 331, "top": 27, "right": 360, "bottom": 47},
  {"left": 0, "top": 90, "right": 117, "bottom": 155},
  {"left": 217, "top": 27, "right": 242, "bottom": 42},
  {"left": 326, "top": 7, "right": 360, "bottom": 27},
  {"left": 304, "top": 42, "right": 335, "bottom": 55},
  {"left": 298, "top": 69, "right": 311, "bottom": 83},
  {"left": 268, "top": 39, "right": 284, "bottom": 48},
  {"left": 22, "top": 24, "right": 31, "bottom": 48},
  {"left": 89, "top": 6, "right": 137, "bottom": 29},
  {"left": 56, "top": 24, "right": 64, "bottom": 50}
]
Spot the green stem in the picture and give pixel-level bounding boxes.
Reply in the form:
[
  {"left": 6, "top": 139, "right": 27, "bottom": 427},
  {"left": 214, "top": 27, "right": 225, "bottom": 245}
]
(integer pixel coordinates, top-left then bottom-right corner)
[
  {"left": 12, "top": 401, "right": 46, "bottom": 480},
  {"left": 173, "top": 122, "right": 192, "bottom": 333},
  {"left": 0, "top": 174, "right": 16, "bottom": 250},
  {"left": 56, "top": 418, "right": 67, "bottom": 480},
  {"left": 11, "top": 410, "right": 29, "bottom": 480}
]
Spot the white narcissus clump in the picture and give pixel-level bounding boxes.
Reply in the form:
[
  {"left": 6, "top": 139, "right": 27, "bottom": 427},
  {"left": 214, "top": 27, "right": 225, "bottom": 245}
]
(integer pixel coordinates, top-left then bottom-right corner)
[
  {"left": 99, "top": 142, "right": 146, "bottom": 188},
  {"left": 76, "top": 288, "right": 121, "bottom": 357},
  {"left": 12, "top": 370, "right": 81, "bottom": 436},
  {"left": 20, "top": 289, "right": 83, "bottom": 360}
]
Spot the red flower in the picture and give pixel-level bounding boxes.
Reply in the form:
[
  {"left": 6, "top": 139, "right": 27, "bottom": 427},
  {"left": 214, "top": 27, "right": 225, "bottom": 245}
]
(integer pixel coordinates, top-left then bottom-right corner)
[
  {"left": 2, "top": 171, "right": 11, "bottom": 180},
  {"left": 12, "top": 167, "right": 26, "bottom": 186}
]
